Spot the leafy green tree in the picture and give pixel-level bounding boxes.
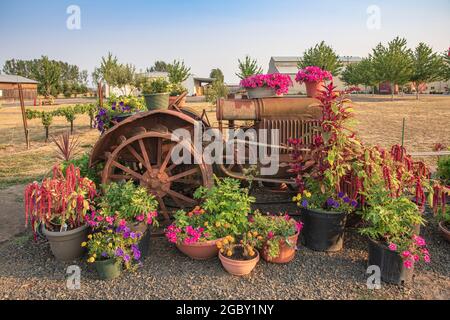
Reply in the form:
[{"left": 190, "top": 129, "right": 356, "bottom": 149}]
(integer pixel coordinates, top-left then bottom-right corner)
[
  {"left": 210, "top": 68, "right": 225, "bottom": 83},
  {"left": 371, "top": 37, "right": 413, "bottom": 99},
  {"left": 441, "top": 48, "right": 450, "bottom": 82},
  {"left": 410, "top": 43, "right": 444, "bottom": 99},
  {"left": 167, "top": 60, "right": 191, "bottom": 84},
  {"left": 31, "top": 56, "right": 61, "bottom": 97},
  {"left": 206, "top": 81, "right": 229, "bottom": 106},
  {"left": 298, "top": 41, "right": 343, "bottom": 76},
  {"left": 147, "top": 61, "right": 169, "bottom": 72},
  {"left": 92, "top": 52, "right": 119, "bottom": 86},
  {"left": 236, "top": 55, "right": 263, "bottom": 80},
  {"left": 340, "top": 63, "right": 361, "bottom": 87}
]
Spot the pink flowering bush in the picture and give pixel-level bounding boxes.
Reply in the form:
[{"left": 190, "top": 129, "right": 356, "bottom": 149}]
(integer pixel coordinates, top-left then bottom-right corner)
[
  {"left": 295, "top": 66, "right": 332, "bottom": 84},
  {"left": 240, "top": 73, "right": 293, "bottom": 95},
  {"left": 388, "top": 235, "right": 431, "bottom": 269}
]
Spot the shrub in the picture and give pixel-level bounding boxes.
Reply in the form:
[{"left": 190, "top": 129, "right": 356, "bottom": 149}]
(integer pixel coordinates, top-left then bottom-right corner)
[
  {"left": 142, "top": 77, "right": 170, "bottom": 94},
  {"left": 437, "top": 156, "right": 450, "bottom": 185}
]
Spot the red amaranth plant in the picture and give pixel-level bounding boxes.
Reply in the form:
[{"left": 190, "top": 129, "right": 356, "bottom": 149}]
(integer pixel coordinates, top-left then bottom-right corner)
[{"left": 24, "top": 164, "right": 97, "bottom": 238}]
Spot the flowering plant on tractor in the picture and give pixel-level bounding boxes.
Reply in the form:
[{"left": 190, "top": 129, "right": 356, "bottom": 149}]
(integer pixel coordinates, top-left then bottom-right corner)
[
  {"left": 83, "top": 225, "right": 142, "bottom": 270},
  {"left": 87, "top": 180, "right": 159, "bottom": 229},
  {"left": 240, "top": 73, "right": 293, "bottom": 95},
  {"left": 248, "top": 211, "right": 303, "bottom": 259},
  {"left": 295, "top": 66, "right": 332, "bottom": 84},
  {"left": 24, "top": 164, "right": 97, "bottom": 237}
]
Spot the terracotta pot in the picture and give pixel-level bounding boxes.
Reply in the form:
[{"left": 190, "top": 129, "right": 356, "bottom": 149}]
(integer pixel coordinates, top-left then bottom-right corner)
[
  {"left": 246, "top": 87, "right": 278, "bottom": 99},
  {"left": 219, "top": 248, "right": 259, "bottom": 276},
  {"left": 261, "top": 232, "right": 299, "bottom": 264},
  {"left": 304, "top": 81, "right": 324, "bottom": 98},
  {"left": 169, "top": 95, "right": 187, "bottom": 107},
  {"left": 438, "top": 221, "right": 450, "bottom": 243},
  {"left": 176, "top": 238, "right": 222, "bottom": 260},
  {"left": 43, "top": 224, "right": 88, "bottom": 261}
]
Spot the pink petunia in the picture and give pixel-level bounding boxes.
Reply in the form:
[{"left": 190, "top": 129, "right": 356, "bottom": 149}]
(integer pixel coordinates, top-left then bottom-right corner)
[
  {"left": 388, "top": 243, "right": 397, "bottom": 251},
  {"left": 403, "top": 260, "right": 413, "bottom": 269},
  {"left": 401, "top": 251, "right": 411, "bottom": 258}
]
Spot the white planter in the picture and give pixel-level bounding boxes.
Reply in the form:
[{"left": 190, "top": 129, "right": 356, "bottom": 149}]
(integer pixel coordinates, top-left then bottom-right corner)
[{"left": 246, "top": 87, "right": 278, "bottom": 99}]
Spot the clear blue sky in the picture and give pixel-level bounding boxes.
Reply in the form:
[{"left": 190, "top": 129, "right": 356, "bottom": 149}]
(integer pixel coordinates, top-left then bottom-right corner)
[{"left": 0, "top": 0, "right": 449, "bottom": 84}]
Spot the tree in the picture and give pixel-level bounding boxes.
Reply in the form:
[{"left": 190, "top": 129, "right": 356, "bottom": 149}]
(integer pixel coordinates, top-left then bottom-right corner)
[
  {"left": 410, "top": 43, "right": 443, "bottom": 99},
  {"left": 440, "top": 48, "right": 450, "bottom": 82},
  {"left": 340, "top": 63, "right": 361, "bottom": 87},
  {"left": 357, "top": 58, "right": 378, "bottom": 94},
  {"left": 210, "top": 68, "right": 224, "bottom": 83},
  {"left": 236, "top": 55, "right": 263, "bottom": 80},
  {"left": 147, "top": 61, "right": 169, "bottom": 72},
  {"left": 167, "top": 60, "right": 191, "bottom": 84},
  {"left": 93, "top": 53, "right": 137, "bottom": 95},
  {"left": 31, "top": 56, "right": 61, "bottom": 97},
  {"left": 205, "top": 80, "right": 229, "bottom": 106},
  {"left": 298, "top": 41, "right": 343, "bottom": 76},
  {"left": 371, "top": 37, "right": 413, "bottom": 99}
]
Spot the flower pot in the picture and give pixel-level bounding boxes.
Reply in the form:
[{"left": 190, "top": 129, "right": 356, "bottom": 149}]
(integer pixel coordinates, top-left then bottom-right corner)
[
  {"left": 438, "top": 221, "right": 450, "bottom": 243},
  {"left": 94, "top": 258, "right": 122, "bottom": 280},
  {"left": 114, "top": 113, "right": 136, "bottom": 123},
  {"left": 301, "top": 208, "right": 347, "bottom": 252},
  {"left": 219, "top": 248, "right": 259, "bottom": 276},
  {"left": 43, "top": 224, "right": 89, "bottom": 261},
  {"left": 143, "top": 93, "right": 169, "bottom": 110},
  {"left": 304, "top": 81, "right": 324, "bottom": 98},
  {"left": 176, "top": 239, "right": 222, "bottom": 260},
  {"left": 261, "top": 232, "right": 299, "bottom": 263},
  {"left": 368, "top": 238, "right": 414, "bottom": 285},
  {"left": 128, "top": 221, "right": 151, "bottom": 258},
  {"left": 246, "top": 87, "right": 278, "bottom": 99},
  {"left": 169, "top": 95, "right": 187, "bottom": 107}
]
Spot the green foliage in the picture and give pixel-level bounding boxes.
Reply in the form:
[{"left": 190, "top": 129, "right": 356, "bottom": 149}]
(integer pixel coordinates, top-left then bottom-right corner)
[
  {"left": 61, "top": 153, "right": 99, "bottom": 186},
  {"left": 93, "top": 53, "right": 137, "bottom": 95},
  {"left": 340, "top": 63, "right": 361, "bottom": 86},
  {"left": 167, "top": 60, "right": 191, "bottom": 84},
  {"left": 209, "top": 68, "right": 225, "bottom": 83},
  {"left": 99, "top": 181, "right": 159, "bottom": 224},
  {"left": 410, "top": 43, "right": 444, "bottom": 97},
  {"left": 437, "top": 156, "right": 450, "bottom": 185},
  {"left": 40, "top": 112, "right": 53, "bottom": 128},
  {"left": 142, "top": 77, "right": 170, "bottom": 94},
  {"left": 236, "top": 55, "right": 263, "bottom": 80},
  {"left": 193, "top": 177, "right": 255, "bottom": 237},
  {"left": 169, "top": 82, "right": 187, "bottom": 96},
  {"left": 205, "top": 80, "right": 229, "bottom": 105},
  {"left": 371, "top": 37, "right": 413, "bottom": 93},
  {"left": 442, "top": 49, "right": 450, "bottom": 81},
  {"left": 147, "top": 60, "right": 169, "bottom": 72},
  {"left": 298, "top": 41, "right": 343, "bottom": 76}
]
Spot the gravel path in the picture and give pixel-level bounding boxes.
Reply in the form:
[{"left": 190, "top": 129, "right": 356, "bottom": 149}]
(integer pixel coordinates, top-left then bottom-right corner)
[{"left": 0, "top": 211, "right": 448, "bottom": 300}]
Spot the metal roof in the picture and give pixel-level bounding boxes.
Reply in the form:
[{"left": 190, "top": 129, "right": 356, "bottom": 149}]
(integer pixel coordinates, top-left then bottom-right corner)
[
  {"left": 0, "top": 74, "right": 38, "bottom": 84},
  {"left": 271, "top": 56, "right": 362, "bottom": 63},
  {"left": 193, "top": 77, "right": 215, "bottom": 83}
]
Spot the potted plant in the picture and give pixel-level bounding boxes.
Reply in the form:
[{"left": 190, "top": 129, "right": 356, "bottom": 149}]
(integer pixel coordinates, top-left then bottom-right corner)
[
  {"left": 240, "top": 73, "right": 293, "bottom": 99},
  {"left": 142, "top": 77, "right": 171, "bottom": 110},
  {"left": 295, "top": 66, "right": 332, "bottom": 98},
  {"left": 24, "top": 164, "right": 97, "bottom": 261},
  {"left": 360, "top": 194, "right": 430, "bottom": 285},
  {"left": 84, "top": 225, "right": 142, "bottom": 280},
  {"left": 169, "top": 83, "right": 187, "bottom": 107},
  {"left": 249, "top": 212, "right": 303, "bottom": 263},
  {"left": 290, "top": 83, "right": 361, "bottom": 252},
  {"left": 217, "top": 234, "right": 259, "bottom": 276},
  {"left": 165, "top": 177, "right": 254, "bottom": 260},
  {"left": 87, "top": 181, "right": 159, "bottom": 258},
  {"left": 94, "top": 95, "right": 146, "bottom": 133},
  {"left": 294, "top": 184, "right": 357, "bottom": 252}
]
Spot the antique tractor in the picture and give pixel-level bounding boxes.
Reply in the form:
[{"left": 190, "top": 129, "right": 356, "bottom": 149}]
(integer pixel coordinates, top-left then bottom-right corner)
[{"left": 89, "top": 94, "right": 322, "bottom": 221}]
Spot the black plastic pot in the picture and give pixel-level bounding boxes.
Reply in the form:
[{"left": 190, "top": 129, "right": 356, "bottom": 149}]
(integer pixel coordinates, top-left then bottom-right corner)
[
  {"left": 128, "top": 221, "right": 151, "bottom": 258},
  {"left": 301, "top": 208, "right": 347, "bottom": 252},
  {"left": 368, "top": 238, "right": 414, "bottom": 285}
]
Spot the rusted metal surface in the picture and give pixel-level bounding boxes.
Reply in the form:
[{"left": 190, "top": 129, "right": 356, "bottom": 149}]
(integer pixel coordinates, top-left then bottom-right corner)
[{"left": 217, "top": 97, "right": 321, "bottom": 121}]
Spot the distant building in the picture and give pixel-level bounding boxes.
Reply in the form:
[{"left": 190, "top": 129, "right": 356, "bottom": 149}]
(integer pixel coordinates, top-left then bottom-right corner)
[
  {"left": 268, "top": 56, "right": 362, "bottom": 94},
  {"left": 0, "top": 74, "right": 38, "bottom": 103}
]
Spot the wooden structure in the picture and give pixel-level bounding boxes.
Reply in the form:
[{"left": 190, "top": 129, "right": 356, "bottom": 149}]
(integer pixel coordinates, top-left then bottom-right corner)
[
  {"left": 89, "top": 95, "right": 322, "bottom": 219},
  {"left": 0, "top": 75, "right": 38, "bottom": 103}
]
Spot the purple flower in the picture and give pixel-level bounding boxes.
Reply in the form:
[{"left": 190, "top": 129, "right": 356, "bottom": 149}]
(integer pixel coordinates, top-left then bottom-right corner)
[
  {"left": 123, "top": 231, "right": 130, "bottom": 239},
  {"left": 101, "top": 251, "right": 108, "bottom": 258},
  {"left": 338, "top": 192, "right": 345, "bottom": 198},
  {"left": 123, "top": 254, "right": 130, "bottom": 263},
  {"left": 130, "top": 232, "right": 137, "bottom": 239},
  {"left": 301, "top": 199, "right": 308, "bottom": 208},
  {"left": 115, "top": 247, "right": 124, "bottom": 257},
  {"left": 333, "top": 202, "right": 340, "bottom": 209},
  {"left": 351, "top": 200, "right": 358, "bottom": 208},
  {"left": 326, "top": 198, "right": 335, "bottom": 207},
  {"left": 343, "top": 197, "right": 350, "bottom": 204},
  {"left": 119, "top": 101, "right": 124, "bottom": 106}
]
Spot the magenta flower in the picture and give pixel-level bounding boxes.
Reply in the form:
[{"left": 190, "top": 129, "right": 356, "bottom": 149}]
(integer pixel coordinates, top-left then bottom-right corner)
[
  {"left": 388, "top": 243, "right": 397, "bottom": 251},
  {"left": 403, "top": 260, "right": 413, "bottom": 269},
  {"left": 295, "top": 66, "right": 332, "bottom": 84},
  {"left": 240, "top": 73, "right": 293, "bottom": 95},
  {"left": 267, "top": 231, "right": 274, "bottom": 239},
  {"left": 402, "top": 251, "right": 411, "bottom": 258},
  {"left": 136, "top": 214, "right": 145, "bottom": 222},
  {"left": 424, "top": 255, "right": 431, "bottom": 263},
  {"left": 105, "top": 216, "right": 115, "bottom": 225}
]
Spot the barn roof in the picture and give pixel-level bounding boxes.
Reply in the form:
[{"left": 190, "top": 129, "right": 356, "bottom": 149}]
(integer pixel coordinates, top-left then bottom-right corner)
[{"left": 0, "top": 74, "right": 38, "bottom": 84}]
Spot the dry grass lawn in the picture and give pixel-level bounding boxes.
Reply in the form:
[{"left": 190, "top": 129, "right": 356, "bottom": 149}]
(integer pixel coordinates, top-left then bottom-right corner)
[{"left": 0, "top": 95, "right": 449, "bottom": 187}]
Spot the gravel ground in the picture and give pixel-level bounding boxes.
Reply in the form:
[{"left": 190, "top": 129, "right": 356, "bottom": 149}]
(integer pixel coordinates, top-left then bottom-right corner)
[{"left": 0, "top": 191, "right": 449, "bottom": 300}]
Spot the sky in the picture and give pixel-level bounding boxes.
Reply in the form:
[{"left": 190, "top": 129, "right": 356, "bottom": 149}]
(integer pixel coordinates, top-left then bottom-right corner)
[{"left": 0, "top": 0, "right": 449, "bottom": 84}]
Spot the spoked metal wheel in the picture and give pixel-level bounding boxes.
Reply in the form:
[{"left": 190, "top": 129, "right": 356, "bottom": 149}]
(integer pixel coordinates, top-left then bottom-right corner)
[{"left": 101, "top": 130, "right": 213, "bottom": 222}]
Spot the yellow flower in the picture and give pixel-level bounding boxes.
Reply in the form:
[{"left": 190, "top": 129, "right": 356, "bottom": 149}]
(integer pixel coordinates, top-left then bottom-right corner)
[
  {"left": 226, "top": 250, "right": 232, "bottom": 257},
  {"left": 215, "top": 222, "right": 221, "bottom": 228},
  {"left": 252, "top": 231, "right": 258, "bottom": 237},
  {"left": 247, "top": 232, "right": 252, "bottom": 238},
  {"left": 92, "top": 254, "right": 97, "bottom": 258},
  {"left": 223, "top": 239, "right": 229, "bottom": 245},
  {"left": 108, "top": 243, "right": 113, "bottom": 248},
  {"left": 224, "top": 223, "right": 230, "bottom": 229},
  {"left": 81, "top": 242, "right": 87, "bottom": 247},
  {"left": 303, "top": 190, "right": 312, "bottom": 198},
  {"left": 220, "top": 248, "right": 224, "bottom": 253},
  {"left": 87, "top": 257, "right": 95, "bottom": 263},
  {"left": 204, "top": 221, "right": 209, "bottom": 227},
  {"left": 87, "top": 234, "right": 92, "bottom": 239},
  {"left": 108, "top": 229, "right": 113, "bottom": 233}
]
